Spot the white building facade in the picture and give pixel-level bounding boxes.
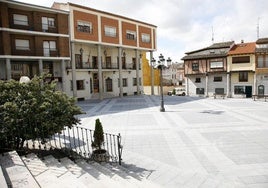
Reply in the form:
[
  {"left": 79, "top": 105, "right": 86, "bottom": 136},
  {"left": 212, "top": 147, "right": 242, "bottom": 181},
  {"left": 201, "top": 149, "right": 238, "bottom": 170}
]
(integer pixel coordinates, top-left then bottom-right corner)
[{"left": 53, "top": 2, "right": 157, "bottom": 100}]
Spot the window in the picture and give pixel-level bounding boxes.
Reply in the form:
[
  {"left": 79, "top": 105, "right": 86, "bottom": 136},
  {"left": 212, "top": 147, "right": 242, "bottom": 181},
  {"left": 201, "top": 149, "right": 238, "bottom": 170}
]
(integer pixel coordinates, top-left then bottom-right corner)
[
  {"left": 42, "top": 17, "right": 55, "bottom": 31},
  {"left": 123, "top": 78, "right": 128, "bottom": 87},
  {"left": 133, "top": 78, "right": 137, "bottom": 86},
  {"left": 15, "top": 39, "right": 30, "bottom": 50},
  {"left": 105, "top": 26, "right": 116, "bottom": 37},
  {"left": 75, "top": 54, "right": 82, "bottom": 69},
  {"left": 257, "top": 56, "right": 264, "bottom": 68},
  {"left": 195, "top": 77, "right": 201, "bottom": 83},
  {"left": 122, "top": 56, "right": 126, "bottom": 69},
  {"left": 210, "top": 61, "right": 223, "bottom": 68},
  {"left": 77, "top": 21, "right": 92, "bottom": 33},
  {"left": 215, "top": 88, "right": 224, "bottom": 94},
  {"left": 132, "top": 58, "right": 136, "bottom": 69},
  {"left": 196, "top": 88, "right": 204, "bottom": 94},
  {"left": 232, "top": 56, "right": 250, "bottom": 64},
  {"left": 239, "top": 72, "right": 248, "bottom": 82},
  {"left": 141, "top": 33, "right": 150, "bottom": 43},
  {"left": 126, "top": 30, "right": 136, "bottom": 40},
  {"left": 234, "top": 86, "right": 245, "bottom": 94},
  {"left": 48, "top": 18, "right": 55, "bottom": 27},
  {"left": 192, "top": 63, "right": 199, "bottom": 71},
  {"left": 43, "top": 41, "right": 56, "bottom": 56},
  {"left": 214, "top": 76, "right": 222, "bottom": 82},
  {"left": 106, "top": 56, "right": 111, "bottom": 68},
  {"left": 43, "top": 41, "right": 56, "bottom": 50},
  {"left": 106, "top": 77, "right": 113, "bottom": 92},
  {"left": 257, "top": 44, "right": 268, "bottom": 48},
  {"left": 13, "top": 14, "right": 28, "bottom": 26},
  {"left": 70, "top": 80, "right": 85, "bottom": 90}
]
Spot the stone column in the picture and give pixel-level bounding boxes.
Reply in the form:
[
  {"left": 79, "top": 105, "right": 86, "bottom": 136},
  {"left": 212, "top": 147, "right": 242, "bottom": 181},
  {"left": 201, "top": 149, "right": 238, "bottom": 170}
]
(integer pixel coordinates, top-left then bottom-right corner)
[
  {"left": 71, "top": 42, "right": 77, "bottom": 97},
  {"left": 226, "top": 72, "right": 230, "bottom": 97},
  {"left": 97, "top": 44, "right": 103, "bottom": 100},
  {"left": 205, "top": 73, "right": 209, "bottom": 97},
  {"left": 6, "top": 58, "right": 11, "bottom": 80},
  {"left": 253, "top": 72, "right": 257, "bottom": 95},
  {"left": 61, "top": 59, "right": 66, "bottom": 93},
  {"left": 118, "top": 47, "right": 123, "bottom": 97},
  {"left": 150, "top": 51, "right": 154, "bottom": 95},
  {"left": 135, "top": 50, "right": 140, "bottom": 94},
  {"left": 38, "top": 59, "right": 43, "bottom": 76}
]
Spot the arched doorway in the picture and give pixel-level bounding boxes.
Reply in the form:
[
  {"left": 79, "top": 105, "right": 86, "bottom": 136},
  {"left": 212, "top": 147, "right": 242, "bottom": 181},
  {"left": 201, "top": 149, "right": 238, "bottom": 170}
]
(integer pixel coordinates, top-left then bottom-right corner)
[{"left": 258, "top": 85, "right": 264, "bottom": 95}]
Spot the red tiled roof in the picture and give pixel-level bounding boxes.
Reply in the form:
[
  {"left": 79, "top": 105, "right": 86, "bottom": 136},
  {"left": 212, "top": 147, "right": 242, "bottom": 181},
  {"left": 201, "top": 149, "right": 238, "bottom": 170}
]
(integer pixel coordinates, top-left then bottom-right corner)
[{"left": 228, "top": 42, "right": 256, "bottom": 55}]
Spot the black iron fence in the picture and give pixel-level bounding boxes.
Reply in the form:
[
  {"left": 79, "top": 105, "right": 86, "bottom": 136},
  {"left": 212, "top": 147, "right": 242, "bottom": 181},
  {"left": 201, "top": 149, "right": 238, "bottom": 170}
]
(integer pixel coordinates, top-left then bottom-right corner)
[
  {"left": 72, "top": 62, "right": 141, "bottom": 70},
  {"left": 0, "top": 125, "right": 123, "bottom": 165}
]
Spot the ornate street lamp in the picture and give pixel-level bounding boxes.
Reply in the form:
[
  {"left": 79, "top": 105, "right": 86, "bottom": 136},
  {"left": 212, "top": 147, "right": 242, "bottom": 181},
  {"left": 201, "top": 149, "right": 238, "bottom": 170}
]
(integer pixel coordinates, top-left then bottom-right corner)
[{"left": 151, "top": 54, "right": 172, "bottom": 112}]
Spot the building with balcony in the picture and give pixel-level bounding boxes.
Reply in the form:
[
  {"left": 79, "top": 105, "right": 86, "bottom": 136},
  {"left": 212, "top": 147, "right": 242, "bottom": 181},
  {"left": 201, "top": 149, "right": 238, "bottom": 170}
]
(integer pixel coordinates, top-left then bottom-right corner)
[
  {"left": 182, "top": 41, "right": 234, "bottom": 96},
  {"left": 0, "top": 0, "right": 70, "bottom": 91},
  {"left": 255, "top": 38, "right": 268, "bottom": 95},
  {"left": 227, "top": 41, "right": 256, "bottom": 98},
  {"left": 52, "top": 2, "right": 157, "bottom": 100}
]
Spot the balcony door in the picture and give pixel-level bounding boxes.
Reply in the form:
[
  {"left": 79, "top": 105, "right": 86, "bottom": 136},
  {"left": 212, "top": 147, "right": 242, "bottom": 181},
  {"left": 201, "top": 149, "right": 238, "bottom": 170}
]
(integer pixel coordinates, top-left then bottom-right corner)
[
  {"left": 93, "top": 73, "right": 99, "bottom": 93},
  {"left": 42, "top": 17, "right": 48, "bottom": 31},
  {"left": 43, "top": 41, "right": 50, "bottom": 56}
]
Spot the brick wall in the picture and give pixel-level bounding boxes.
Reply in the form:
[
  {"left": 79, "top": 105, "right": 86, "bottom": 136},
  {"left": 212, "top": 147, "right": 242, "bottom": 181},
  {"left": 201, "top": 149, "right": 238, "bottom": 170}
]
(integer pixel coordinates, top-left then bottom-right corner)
[
  {"left": 101, "top": 16, "right": 119, "bottom": 44},
  {"left": 122, "top": 21, "right": 137, "bottom": 47},
  {"left": 73, "top": 10, "right": 98, "bottom": 41}
]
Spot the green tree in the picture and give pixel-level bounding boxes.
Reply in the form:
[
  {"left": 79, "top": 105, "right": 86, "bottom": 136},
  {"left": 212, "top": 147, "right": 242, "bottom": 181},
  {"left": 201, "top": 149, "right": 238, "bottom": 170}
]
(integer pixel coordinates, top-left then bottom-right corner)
[
  {"left": 0, "top": 76, "right": 83, "bottom": 149},
  {"left": 92, "top": 118, "right": 104, "bottom": 150}
]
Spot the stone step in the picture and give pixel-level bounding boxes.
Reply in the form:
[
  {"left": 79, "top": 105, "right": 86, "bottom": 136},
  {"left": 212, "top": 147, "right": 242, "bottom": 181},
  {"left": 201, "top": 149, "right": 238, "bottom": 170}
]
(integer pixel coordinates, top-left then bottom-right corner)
[
  {"left": 59, "top": 157, "right": 106, "bottom": 188},
  {"left": 102, "top": 162, "right": 163, "bottom": 188},
  {"left": 0, "top": 151, "right": 39, "bottom": 188},
  {"left": 21, "top": 153, "right": 60, "bottom": 188},
  {"left": 89, "top": 161, "right": 139, "bottom": 188},
  {"left": 42, "top": 155, "right": 88, "bottom": 188},
  {"left": 76, "top": 159, "right": 125, "bottom": 188},
  {"left": 0, "top": 165, "right": 8, "bottom": 188}
]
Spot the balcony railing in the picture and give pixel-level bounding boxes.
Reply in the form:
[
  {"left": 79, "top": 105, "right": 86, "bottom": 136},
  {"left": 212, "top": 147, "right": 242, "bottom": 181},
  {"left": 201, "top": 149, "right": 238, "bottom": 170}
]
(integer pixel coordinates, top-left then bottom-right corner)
[
  {"left": 10, "top": 22, "right": 60, "bottom": 34},
  {"left": 73, "top": 62, "right": 141, "bottom": 70},
  {"left": 11, "top": 48, "right": 62, "bottom": 57}
]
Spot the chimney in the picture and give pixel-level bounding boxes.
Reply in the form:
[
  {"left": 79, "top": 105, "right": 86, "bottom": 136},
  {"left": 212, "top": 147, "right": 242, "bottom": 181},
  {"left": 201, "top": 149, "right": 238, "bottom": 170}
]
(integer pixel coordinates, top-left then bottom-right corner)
[{"left": 241, "top": 39, "right": 244, "bottom": 43}]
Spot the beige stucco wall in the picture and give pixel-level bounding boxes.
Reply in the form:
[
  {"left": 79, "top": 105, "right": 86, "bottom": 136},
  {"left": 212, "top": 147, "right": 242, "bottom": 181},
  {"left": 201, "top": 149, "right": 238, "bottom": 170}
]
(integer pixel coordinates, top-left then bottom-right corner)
[
  {"left": 227, "top": 54, "right": 255, "bottom": 72},
  {"left": 230, "top": 72, "right": 255, "bottom": 84}
]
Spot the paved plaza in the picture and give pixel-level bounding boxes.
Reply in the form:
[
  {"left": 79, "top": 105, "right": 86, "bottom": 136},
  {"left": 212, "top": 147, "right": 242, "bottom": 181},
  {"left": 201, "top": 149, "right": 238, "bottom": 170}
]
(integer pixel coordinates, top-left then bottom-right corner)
[{"left": 77, "top": 95, "right": 268, "bottom": 188}]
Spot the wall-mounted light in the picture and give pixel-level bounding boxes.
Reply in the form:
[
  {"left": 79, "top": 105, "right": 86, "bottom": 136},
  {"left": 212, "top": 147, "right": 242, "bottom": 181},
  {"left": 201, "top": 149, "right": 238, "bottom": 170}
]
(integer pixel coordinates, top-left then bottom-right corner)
[
  {"left": 122, "top": 50, "right": 126, "bottom": 57},
  {"left": 80, "top": 48, "right": 84, "bottom": 55},
  {"left": 88, "top": 71, "right": 91, "bottom": 74},
  {"left": 104, "top": 50, "right": 107, "bottom": 56}
]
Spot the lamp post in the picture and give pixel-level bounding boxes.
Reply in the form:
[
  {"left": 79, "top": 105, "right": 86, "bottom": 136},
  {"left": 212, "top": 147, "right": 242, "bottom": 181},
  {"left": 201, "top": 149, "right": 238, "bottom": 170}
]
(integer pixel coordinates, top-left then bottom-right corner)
[{"left": 151, "top": 54, "right": 172, "bottom": 112}]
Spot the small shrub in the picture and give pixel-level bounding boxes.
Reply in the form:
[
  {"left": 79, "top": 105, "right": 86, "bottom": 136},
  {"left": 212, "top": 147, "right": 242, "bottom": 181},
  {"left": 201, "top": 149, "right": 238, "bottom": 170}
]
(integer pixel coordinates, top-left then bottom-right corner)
[{"left": 92, "top": 118, "right": 104, "bottom": 150}]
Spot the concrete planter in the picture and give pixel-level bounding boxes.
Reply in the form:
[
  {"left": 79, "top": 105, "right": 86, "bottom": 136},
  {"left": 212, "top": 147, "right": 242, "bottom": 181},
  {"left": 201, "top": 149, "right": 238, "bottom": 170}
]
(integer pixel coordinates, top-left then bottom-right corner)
[{"left": 91, "top": 149, "right": 110, "bottom": 162}]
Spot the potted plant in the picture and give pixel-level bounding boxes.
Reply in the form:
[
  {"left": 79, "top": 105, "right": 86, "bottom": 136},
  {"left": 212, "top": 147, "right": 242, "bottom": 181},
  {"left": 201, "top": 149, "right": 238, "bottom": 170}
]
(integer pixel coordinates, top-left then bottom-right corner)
[{"left": 91, "top": 118, "right": 109, "bottom": 162}]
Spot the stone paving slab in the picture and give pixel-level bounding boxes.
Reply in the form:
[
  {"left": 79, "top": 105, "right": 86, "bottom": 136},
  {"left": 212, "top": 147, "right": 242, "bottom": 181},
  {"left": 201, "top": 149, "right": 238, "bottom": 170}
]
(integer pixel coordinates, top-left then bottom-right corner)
[{"left": 78, "top": 95, "right": 268, "bottom": 188}]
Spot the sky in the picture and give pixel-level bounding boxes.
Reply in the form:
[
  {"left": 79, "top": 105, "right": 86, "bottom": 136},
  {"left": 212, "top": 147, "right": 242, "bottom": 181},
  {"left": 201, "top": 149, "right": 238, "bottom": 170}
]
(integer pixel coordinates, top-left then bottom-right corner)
[{"left": 16, "top": 0, "right": 268, "bottom": 63}]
